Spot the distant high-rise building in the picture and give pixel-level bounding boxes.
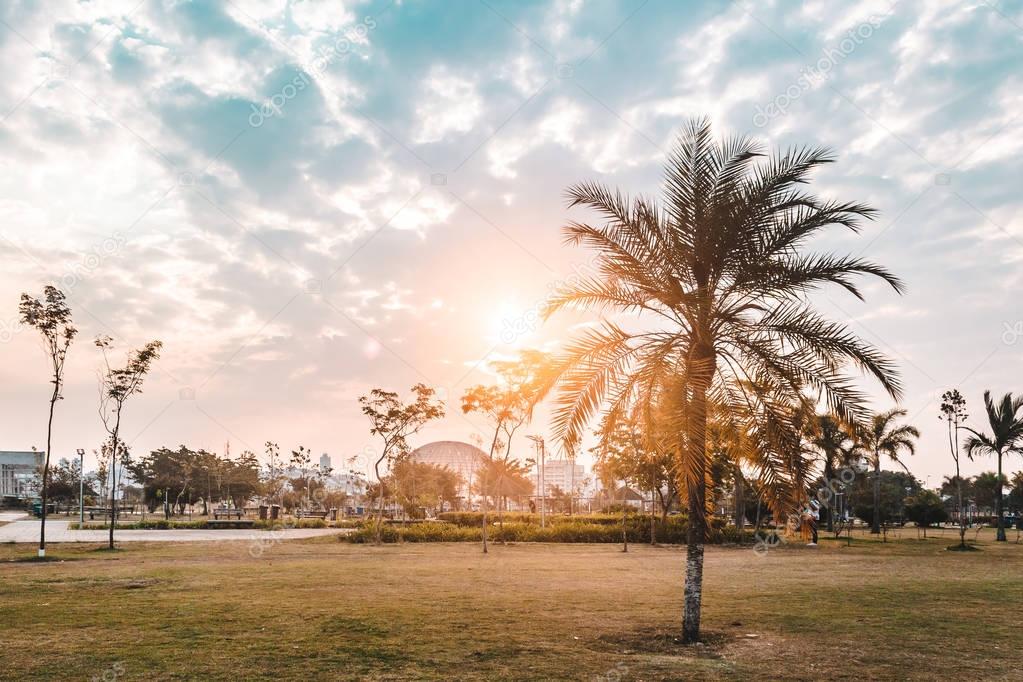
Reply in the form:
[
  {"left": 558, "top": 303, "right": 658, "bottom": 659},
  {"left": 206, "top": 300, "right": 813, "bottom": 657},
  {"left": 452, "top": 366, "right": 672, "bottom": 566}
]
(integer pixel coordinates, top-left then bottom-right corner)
[
  {"left": 319, "top": 453, "right": 332, "bottom": 472},
  {"left": 531, "top": 459, "right": 586, "bottom": 496}
]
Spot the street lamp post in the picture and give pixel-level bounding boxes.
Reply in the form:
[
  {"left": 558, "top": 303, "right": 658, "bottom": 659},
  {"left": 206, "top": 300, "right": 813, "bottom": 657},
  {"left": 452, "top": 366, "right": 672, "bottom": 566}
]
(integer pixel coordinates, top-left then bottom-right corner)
[
  {"left": 527, "top": 435, "right": 547, "bottom": 529},
  {"left": 76, "top": 448, "right": 85, "bottom": 524}
]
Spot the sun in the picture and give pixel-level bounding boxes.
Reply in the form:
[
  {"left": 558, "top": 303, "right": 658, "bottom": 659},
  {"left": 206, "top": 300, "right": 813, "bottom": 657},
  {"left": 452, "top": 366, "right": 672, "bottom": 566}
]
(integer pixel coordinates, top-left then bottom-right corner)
[{"left": 487, "top": 297, "right": 537, "bottom": 348}]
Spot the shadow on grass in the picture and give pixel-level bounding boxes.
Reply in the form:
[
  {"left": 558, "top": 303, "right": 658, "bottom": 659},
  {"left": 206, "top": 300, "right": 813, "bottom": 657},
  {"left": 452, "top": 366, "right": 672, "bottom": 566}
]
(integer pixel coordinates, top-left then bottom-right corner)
[
  {"left": 6, "top": 554, "right": 85, "bottom": 563},
  {"left": 596, "top": 625, "right": 733, "bottom": 658},
  {"left": 945, "top": 544, "right": 982, "bottom": 552},
  {"left": 3, "top": 544, "right": 134, "bottom": 562}
]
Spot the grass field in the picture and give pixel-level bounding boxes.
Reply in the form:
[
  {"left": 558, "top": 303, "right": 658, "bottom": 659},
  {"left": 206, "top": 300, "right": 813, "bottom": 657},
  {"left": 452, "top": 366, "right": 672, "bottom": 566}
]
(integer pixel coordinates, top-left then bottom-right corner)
[{"left": 2, "top": 528, "right": 1021, "bottom": 680}]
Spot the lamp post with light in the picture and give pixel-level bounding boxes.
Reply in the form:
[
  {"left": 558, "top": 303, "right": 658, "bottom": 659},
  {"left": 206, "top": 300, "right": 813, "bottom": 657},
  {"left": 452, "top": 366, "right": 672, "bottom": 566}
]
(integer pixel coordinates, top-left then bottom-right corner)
[{"left": 76, "top": 448, "right": 85, "bottom": 524}]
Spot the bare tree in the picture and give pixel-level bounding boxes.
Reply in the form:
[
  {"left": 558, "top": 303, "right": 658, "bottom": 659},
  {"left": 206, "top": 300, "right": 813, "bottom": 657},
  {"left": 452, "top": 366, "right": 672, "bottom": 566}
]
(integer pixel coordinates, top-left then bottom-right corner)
[
  {"left": 263, "top": 441, "right": 285, "bottom": 506},
  {"left": 290, "top": 446, "right": 313, "bottom": 509},
  {"left": 939, "top": 390, "right": 969, "bottom": 549},
  {"left": 462, "top": 351, "right": 553, "bottom": 552},
  {"left": 95, "top": 335, "right": 162, "bottom": 549},
  {"left": 359, "top": 384, "right": 444, "bottom": 544},
  {"left": 20, "top": 285, "right": 77, "bottom": 558}
]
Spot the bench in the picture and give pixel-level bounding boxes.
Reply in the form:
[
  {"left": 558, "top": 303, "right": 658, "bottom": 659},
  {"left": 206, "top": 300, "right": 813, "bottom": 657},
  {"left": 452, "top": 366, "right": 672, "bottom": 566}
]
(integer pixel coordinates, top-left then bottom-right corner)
[
  {"left": 206, "top": 519, "right": 255, "bottom": 529},
  {"left": 295, "top": 510, "right": 328, "bottom": 519},
  {"left": 213, "top": 508, "right": 244, "bottom": 520}
]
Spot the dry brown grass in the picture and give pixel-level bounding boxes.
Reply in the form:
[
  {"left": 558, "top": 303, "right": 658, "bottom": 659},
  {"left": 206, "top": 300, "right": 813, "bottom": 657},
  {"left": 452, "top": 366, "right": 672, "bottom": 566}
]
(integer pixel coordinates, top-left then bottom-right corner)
[{"left": 1, "top": 528, "right": 1020, "bottom": 680}]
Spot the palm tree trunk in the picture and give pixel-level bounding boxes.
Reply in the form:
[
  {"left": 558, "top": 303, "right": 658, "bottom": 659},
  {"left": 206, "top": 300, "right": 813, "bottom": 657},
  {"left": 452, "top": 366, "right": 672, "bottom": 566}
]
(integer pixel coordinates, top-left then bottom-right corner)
[
  {"left": 682, "top": 348, "right": 712, "bottom": 644},
  {"left": 871, "top": 455, "right": 881, "bottom": 535},
  {"left": 996, "top": 452, "right": 1006, "bottom": 542},
  {"left": 823, "top": 459, "right": 835, "bottom": 533},
  {"left": 733, "top": 472, "right": 744, "bottom": 532}
]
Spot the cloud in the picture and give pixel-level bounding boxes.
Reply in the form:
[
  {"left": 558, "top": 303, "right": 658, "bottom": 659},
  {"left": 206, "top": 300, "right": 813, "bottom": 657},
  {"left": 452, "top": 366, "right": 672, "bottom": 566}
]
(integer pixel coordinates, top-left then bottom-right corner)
[
  {"left": 0, "top": 0, "right": 1021, "bottom": 484},
  {"left": 413, "top": 66, "right": 484, "bottom": 144}
]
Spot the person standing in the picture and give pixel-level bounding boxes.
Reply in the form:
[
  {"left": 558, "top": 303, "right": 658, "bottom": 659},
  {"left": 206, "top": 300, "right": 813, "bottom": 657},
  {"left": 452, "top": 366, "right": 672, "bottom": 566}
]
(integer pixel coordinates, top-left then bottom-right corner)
[{"left": 807, "top": 502, "right": 819, "bottom": 546}]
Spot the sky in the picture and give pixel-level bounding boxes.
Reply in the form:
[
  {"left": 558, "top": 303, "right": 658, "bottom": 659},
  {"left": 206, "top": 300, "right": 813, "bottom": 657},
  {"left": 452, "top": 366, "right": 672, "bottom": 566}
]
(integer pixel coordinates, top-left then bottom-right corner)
[{"left": 1, "top": 0, "right": 1021, "bottom": 487}]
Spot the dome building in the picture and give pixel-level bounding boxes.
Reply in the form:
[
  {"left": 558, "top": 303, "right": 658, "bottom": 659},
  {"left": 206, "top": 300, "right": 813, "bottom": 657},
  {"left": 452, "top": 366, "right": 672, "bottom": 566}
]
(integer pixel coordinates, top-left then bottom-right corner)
[{"left": 408, "top": 440, "right": 488, "bottom": 503}]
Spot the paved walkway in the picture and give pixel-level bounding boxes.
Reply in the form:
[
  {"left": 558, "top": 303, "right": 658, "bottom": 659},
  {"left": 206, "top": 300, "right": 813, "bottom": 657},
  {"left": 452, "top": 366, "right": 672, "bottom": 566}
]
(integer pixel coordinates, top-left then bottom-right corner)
[{"left": 0, "top": 518, "right": 349, "bottom": 544}]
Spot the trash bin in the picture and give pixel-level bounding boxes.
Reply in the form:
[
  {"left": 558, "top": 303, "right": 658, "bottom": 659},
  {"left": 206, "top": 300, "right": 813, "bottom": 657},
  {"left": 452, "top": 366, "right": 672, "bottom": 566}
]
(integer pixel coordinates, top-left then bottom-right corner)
[
  {"left": 258, "top": 505, "right": 268, "bottom": 521},
  {"left": 270, "top": 504, "right": 280, "bottom": 520}
]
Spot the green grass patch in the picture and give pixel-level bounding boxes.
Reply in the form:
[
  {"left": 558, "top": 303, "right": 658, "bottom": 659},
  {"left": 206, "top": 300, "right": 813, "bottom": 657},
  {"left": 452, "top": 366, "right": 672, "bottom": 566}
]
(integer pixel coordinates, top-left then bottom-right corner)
[{"left": 0, "top": 529, "right": 1020, "bottom": 679}]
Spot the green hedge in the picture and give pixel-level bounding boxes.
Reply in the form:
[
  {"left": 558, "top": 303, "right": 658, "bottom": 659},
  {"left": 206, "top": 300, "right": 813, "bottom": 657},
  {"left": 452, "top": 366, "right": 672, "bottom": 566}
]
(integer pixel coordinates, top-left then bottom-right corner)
[
  {"left": 254, "top": 518, "right": 329, "bottom": 529},
  {"left": 69, "top": 518, "right": 336, "bottom": 530},
  {"left": 345, "top": 518, "right": 748, "bottom": 544},
  {"left": 435, "top": 512, "right": 659, "bottom": 527},
  {"left": 70, "top": 519, "right": 210, "bottom": 530}
]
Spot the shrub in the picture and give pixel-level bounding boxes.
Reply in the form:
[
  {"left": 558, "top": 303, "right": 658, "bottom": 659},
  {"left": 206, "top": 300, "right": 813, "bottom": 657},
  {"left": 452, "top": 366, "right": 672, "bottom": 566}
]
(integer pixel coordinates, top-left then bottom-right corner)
[
  {"left": 70, "top": 517, "right": 339, "bottom": 531},
  {"left": 435, "top": 511, "right": 654, "bottom": 527},
  {"left": 251, "top": 518, "right": 328, "bottom": 530},
  {"left": 343, "top": 515, "right": 743, "bottom": 544},
  {"left": 69, "top": 519, "right": 209, "bottom": 530},
  {"left": 346, "top": 522, "right": 481, "bottom": 543}
]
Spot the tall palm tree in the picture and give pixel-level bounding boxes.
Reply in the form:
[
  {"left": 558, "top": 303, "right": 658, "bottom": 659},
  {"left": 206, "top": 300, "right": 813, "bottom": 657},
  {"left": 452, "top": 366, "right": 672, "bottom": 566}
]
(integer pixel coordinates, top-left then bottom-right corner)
[
  {"left": 539, "top": 118, "right": 903, "bottom": 642},
  {"left": 963, "top": 391, "right": 1023, "bottom": 542},
  {"left": 857, "top": 408, "right": 918, "bottom": 534},
  {"left": 806, "top": 413, "right": 858, "bottom": 531}
]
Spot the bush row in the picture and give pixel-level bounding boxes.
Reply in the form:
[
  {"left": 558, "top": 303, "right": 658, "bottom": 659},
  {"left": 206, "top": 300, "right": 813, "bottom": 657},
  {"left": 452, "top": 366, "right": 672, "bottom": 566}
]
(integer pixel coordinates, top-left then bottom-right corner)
[
  {"left": 69, "top": 518, "right": 339, "bottom": 530},
  {"left": 345, "top": 519, "right": 748, "bottom": 544},
  {"left": 71, "top": 519, "right": 210, "bottom": 530},
  {"left": 435, "top": 511, "right": 673, "bottom": 527}
]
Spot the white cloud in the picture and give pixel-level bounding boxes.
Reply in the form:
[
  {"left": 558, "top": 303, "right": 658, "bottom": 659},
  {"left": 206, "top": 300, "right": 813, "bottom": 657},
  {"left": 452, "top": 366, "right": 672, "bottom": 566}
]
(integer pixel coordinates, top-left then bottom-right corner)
[
  {"left": 413, "top": 66, "right": 483, "bottom": 144},
  {"left": 289, "top": 0, "right": 357, "bottom": 33}
]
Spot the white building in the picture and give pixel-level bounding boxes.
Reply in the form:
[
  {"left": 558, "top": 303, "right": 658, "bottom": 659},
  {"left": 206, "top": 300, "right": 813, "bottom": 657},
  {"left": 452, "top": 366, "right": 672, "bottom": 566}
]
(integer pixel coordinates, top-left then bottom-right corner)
[
  {"left": 1, "top": 450, "right": 43, "bottom": 499},
  {"left": 531, "top": 459, "right": 586, "bottom": 496},
  {"left": 330, "top": 471, "right": 369, "bottom": 498}
]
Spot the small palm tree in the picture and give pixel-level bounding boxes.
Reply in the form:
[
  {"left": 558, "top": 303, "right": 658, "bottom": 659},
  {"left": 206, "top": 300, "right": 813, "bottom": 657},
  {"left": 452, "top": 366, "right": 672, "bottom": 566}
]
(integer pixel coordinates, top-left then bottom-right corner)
[
  {"left": 940, "top": 474, "right": 972, "bottom": 535},
  {"left": 856, "top": 408, "right": 918, "bottom": 534},
  {"left": 540, "top": 118, "right": 903, "bottom": 642},
  {"left": 806, "top": 413, "right": 858, "bottom": 531},
  {"left": 963, "top": 391, "right": 1023, "bottom": 542}
]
